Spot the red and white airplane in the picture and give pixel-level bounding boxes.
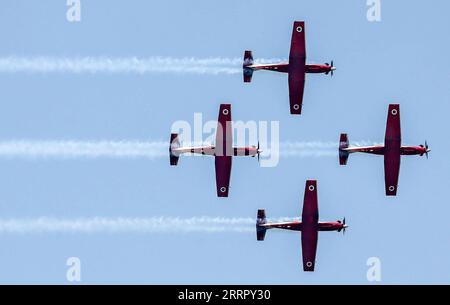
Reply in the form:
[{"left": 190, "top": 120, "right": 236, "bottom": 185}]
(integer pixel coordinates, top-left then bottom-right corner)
[
  {"left": 256, "top": 180, "right": 347, "bottom": 271},
  {"left": 170, "top": 104, "right": 262, "bottom": 197},
  {"left": 243, "top": 21, "right": 336, "bottom": 115},
  {"left": 339, "top": 104, "right": 430, "bottom": 196}
]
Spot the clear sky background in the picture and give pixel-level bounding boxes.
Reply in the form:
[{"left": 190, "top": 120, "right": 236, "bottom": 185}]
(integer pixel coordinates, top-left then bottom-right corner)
[{"left": 0, "top": 0, "right": 449, "bottom": 284}]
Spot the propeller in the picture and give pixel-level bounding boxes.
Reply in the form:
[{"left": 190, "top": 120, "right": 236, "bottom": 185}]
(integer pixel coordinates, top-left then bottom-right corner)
[
  {"left": 325, "top": 61, "right": 335, "bottom": 76},
  {"left": 257, "top": 141, "right": 261, "bottom": 162},
  {"left": 252, "top": 141, "right": 262, "bottom": 163},
  {"left": 421, "top": 141, "right": 430, "bottom": 158},
  {"left": 337, "top": 217, "right": 347, "bottom": 234}
]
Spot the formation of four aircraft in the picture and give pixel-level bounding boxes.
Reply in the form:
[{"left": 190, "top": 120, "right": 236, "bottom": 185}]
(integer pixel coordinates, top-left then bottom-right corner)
[{"left": 169, "top": 21, "right": 430, "bottom": 271}]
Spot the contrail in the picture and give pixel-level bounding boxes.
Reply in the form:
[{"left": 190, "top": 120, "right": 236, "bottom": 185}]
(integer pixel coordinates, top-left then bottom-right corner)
[
  {"left": 0, "top": 140, "right": 378, "bottom": 160},
  {"left": 0, "top": 56, "right": 285, "bottom": 75}
]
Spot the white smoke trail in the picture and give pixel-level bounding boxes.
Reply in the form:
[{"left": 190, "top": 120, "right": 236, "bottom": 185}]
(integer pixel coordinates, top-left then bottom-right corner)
[
  {"left": 0, "top": 140, "right": 167, "bottom": 159},
  {"left": 0, "top": 216, "right": 303, "bottom": 234},
  {"left": 0, "top": 217, "right": 256, "bottom": 234},
  {"left": 275, "top": 140, "right": 380, "bottom": 158},
  {"left": 278, "top": 141, "right": 337, "bottom": 158},
  {"left": 0, "top": 56, "right": 285, "bottom": 75},
  {"left": 280, "top": 140, "right": 379, "bottom": 149},
  {"left": 0, "top": 140, "right": 379, "bottom": 160}
]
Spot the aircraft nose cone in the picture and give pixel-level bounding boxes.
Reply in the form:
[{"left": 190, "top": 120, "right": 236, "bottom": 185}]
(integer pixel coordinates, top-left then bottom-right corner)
[{"left": 331, "top": 67, "right": 337, "bottom": 71}]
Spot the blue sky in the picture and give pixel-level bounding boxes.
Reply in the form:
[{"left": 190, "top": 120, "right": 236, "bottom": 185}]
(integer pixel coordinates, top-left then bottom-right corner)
[{"left": 0, "top": 0, "right": 449, "bottom": 284}]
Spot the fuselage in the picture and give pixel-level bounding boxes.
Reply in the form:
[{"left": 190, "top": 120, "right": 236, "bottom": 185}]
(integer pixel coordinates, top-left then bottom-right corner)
[
  {"left": 342, "top": 145, "right": 429, "bottom": 156},
  {"left": 259, "top": 221, "right": 345, "bottom": 232},
  {"left": 247, "top": 62, "right": 335, "bottom": 74},
  {"left": 172, "top": 146, "right": 260, "bottom": 157}
]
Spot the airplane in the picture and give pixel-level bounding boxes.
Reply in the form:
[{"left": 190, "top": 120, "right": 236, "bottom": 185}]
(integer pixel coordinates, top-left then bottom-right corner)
[
  {"left": 169, "top": 104, "right": 262, "bottom": 197},
  {"left": 243, "top": 21, "right": 336, "bottom": 115},
  {"left": 256, "top": 180, "right": 347, "bottom": 272},
  {"left": 339, "top": 104, "right": 430, "bottom": 196}
]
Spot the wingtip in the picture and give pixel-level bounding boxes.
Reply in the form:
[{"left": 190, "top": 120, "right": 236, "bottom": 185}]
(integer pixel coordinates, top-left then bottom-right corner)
[
  {"left": 217, "top": 185, "right": 230, "bottom": 198},
  {"left": 385, "top": 187, "right": 398, "bottom": 196},
  {"left": 290, "top": 104, "right": 302, "bottom": 115},
  {"left": 218, "top": 104, "right": 232, "bottom": 119},
  {"left": 388, "top": 103, "right": 400, "bottom": 110},
  {"left": 303, "top": 264, "right": 315, "bottom": 272},
  {"left": 306, "top": 180, "right": 317, "bottom": 186}
]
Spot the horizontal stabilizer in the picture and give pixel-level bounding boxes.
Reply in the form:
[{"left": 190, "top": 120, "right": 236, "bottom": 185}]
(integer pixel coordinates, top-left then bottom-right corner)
[
  {"left": 243, "top": 68, "right": 253, "bottom": 83},
  {"left": 339, "top": 133, "right": 349, "bottom": 165},
  {"left": 243, "top": 50, "right": 254, "bottom": 83},
  {"left": 169, "top": 133, "right": 180, "bottom": 166},
  {"left": 256, "top": 209, "right": 267, "bottom": 241},
  {"left": 243, "top": 50, "right": 254, "bottom": 67}
]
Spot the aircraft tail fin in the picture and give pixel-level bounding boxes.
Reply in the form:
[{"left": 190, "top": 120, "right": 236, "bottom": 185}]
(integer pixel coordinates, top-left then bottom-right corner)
[
  {"left": 169, "top": 133, "right": 180, "bottom": 166},
  {"left": 256, "top": 209, "right": 267, "bottom": 241},
  {"left": 243, "top": 50, "right": 254, "bottom": 83},
  {"left": 339, "top": 133, "right": 350, "bottom": 165}
]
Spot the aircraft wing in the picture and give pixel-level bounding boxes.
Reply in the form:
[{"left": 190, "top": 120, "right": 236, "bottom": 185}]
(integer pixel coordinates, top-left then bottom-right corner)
[
  {"left": 288, "top": 21, "right": 306, "bottom": 115},
  {"left": 215, "top": 104, "right": 233, "bottom": 197},
  {"left": 215, "top": 156, "right": 232, "bottom": 197},
  {"left": 301, "top": 180, "right": 319, "bottom": 271},
  {"left": 384, "top": 104, "right": 401, "bottom": 196}
]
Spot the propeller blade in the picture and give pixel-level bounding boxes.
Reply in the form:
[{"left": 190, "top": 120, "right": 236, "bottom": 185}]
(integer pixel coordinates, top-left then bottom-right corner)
[
  {"left": 257, "top": 141, "right": 260, "bottom": 163},
  {"left": 331, "top": 60, "right": 334, "bottom": 68},
  {"left": 343, "top": 217, "right": 347, "bottom": 234}
]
